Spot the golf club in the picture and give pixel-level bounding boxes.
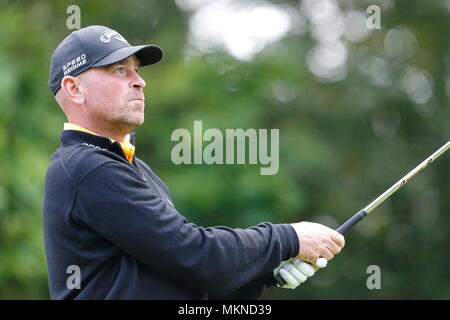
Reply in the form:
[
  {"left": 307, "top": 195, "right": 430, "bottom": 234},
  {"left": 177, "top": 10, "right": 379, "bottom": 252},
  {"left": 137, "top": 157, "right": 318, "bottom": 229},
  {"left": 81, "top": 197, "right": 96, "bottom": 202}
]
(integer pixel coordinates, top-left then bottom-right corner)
[{"left": 275, "top": 140, "right": 450, "bottom": 286}]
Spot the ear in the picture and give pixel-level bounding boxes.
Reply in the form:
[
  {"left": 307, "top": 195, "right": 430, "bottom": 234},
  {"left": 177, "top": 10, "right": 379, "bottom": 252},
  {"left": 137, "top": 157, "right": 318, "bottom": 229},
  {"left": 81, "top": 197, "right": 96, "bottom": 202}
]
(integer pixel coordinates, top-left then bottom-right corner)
[{"left": 60, "top": 76, "right": 85, "bottom": 104}]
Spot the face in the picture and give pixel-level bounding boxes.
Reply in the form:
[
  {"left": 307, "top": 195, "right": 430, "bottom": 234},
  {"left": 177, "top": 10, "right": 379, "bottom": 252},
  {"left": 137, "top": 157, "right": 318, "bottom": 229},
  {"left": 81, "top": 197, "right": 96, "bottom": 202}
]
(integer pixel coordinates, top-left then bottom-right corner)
[{"left": 77, "top": 55, "right": 147, "bottom": 134}]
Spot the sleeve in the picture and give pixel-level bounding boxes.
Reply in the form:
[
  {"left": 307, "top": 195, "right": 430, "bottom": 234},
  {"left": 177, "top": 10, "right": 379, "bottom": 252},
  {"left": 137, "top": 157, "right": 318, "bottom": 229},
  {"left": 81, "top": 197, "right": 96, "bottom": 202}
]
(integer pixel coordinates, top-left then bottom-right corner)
[{"left": 74, "top": 161, "right": 299, "bottom": 297}]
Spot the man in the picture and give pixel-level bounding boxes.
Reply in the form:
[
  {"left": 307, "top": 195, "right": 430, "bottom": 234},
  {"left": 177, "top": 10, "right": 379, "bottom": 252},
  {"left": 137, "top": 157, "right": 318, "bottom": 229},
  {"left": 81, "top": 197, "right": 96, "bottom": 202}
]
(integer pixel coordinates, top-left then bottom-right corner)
[{"left": 43, "top": 25, "right": 345, "bottom": 299}]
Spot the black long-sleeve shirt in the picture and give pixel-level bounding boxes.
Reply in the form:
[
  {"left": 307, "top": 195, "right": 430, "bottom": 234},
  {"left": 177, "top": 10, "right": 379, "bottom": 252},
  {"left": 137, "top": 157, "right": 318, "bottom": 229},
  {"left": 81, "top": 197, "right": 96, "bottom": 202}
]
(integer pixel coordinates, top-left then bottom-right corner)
[{"left": 42, "top": 130, "right": 299, "bottom": 299}]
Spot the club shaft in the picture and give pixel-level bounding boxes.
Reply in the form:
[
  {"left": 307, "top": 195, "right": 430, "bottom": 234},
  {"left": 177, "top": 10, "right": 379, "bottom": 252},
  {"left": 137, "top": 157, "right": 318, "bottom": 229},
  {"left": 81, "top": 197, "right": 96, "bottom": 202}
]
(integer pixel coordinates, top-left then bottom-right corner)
[
  {"left": 362, "top": 141, "right": 450, "bottom": 215},
  {"left": 275, "top": 141, "right": 449, "bottom": 286},
  {"left": 337, "top": 141, "right": 449, "bottom": 234}
]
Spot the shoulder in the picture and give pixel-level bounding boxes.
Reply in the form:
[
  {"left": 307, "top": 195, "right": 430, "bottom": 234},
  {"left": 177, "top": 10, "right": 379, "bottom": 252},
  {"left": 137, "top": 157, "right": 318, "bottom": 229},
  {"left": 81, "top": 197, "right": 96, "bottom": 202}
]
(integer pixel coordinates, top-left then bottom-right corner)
[{"left": 47, "top": 143, "right": 130, "bottom": 185}]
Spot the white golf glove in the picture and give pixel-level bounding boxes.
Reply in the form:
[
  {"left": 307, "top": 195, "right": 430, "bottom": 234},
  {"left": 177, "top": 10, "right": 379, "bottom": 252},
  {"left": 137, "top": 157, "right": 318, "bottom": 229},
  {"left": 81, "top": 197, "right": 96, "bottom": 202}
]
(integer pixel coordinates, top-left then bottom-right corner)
[{"left": 273, "top": 258, "right": 328, "bottom": 289}]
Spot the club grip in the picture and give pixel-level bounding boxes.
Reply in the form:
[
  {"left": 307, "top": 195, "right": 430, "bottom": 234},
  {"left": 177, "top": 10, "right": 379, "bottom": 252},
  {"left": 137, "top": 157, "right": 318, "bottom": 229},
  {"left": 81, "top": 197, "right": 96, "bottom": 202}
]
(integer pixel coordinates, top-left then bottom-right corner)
[
  {"left": 336, "top": 209, "right": 367, "bottom": 234},
  {"left": 274, "top": 273, "right": 284, "bottom": 286}
]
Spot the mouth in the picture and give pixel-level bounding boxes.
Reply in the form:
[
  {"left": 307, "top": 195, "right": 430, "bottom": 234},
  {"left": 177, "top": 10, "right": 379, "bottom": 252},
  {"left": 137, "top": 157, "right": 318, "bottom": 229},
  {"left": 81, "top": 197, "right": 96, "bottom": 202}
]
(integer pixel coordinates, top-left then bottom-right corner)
[{"left": 129, "top": 99, "right": 145, "bottom": 109}]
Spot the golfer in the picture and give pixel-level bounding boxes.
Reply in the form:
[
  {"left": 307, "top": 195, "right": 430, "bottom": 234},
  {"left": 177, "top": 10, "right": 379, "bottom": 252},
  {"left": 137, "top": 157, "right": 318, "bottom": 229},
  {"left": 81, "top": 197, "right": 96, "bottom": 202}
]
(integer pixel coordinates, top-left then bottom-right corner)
[{"left": 43, "top": 25, "right": 345, "bottom": 299}]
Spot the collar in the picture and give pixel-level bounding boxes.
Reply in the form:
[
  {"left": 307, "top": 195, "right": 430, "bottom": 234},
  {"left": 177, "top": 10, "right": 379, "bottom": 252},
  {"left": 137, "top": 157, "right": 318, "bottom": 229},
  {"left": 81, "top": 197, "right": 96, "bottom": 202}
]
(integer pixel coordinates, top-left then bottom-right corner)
[{"left": 63, "top": 123, "right": 135, "bottom": 163}]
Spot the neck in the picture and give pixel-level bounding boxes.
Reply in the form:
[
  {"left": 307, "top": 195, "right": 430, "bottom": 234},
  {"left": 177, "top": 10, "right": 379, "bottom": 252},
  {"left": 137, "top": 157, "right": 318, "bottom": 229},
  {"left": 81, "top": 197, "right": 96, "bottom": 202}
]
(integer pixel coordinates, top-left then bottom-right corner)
[{"left": 67, "top": 121, "right": 130, "bottom": 142}]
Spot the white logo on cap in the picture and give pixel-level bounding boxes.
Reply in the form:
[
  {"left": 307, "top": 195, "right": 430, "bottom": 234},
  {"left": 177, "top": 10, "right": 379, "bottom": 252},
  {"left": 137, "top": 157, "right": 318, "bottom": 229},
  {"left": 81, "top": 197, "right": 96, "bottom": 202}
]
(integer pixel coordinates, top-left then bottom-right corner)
[
  {"left": 100, "top": 28, "right": 128, "bottom": 44},
  {"left": 63, "top": 53, "right": 87, "bottom": 76}
]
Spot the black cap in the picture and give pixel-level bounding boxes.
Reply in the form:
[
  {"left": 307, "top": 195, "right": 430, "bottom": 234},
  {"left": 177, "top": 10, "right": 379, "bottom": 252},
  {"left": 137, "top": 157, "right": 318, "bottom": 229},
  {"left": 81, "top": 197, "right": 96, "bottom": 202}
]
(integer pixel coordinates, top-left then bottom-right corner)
[{"left": 48, "top": 25, "right": 163, "bottom": 95}]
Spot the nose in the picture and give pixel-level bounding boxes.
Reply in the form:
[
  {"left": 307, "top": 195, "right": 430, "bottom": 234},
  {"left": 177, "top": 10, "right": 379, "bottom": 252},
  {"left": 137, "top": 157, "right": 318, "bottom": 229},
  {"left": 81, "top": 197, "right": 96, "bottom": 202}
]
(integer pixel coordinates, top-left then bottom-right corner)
[{"left": 131, "top": 71, "right": 146, "bottom": 89}]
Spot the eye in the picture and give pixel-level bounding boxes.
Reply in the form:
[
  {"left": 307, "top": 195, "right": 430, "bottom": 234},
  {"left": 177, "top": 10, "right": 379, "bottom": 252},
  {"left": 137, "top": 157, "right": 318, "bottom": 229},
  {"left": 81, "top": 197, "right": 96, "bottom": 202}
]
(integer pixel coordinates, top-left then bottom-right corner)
[{"left": 114, "top": 67, "right": 126, "bottom": 74}]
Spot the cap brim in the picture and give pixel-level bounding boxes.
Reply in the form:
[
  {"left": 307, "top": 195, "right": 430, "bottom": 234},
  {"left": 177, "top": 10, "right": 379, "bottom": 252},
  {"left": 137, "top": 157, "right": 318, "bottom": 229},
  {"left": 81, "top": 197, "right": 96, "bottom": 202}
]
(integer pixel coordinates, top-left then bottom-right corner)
[{"left": 92, "top": 45, "right": 163, "bottom": 68}]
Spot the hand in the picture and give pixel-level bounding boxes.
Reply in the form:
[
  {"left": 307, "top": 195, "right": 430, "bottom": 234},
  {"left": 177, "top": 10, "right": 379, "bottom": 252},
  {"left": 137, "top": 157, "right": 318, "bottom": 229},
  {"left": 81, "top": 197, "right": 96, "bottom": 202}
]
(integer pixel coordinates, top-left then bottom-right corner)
[
  {"left": 290, "top": 222, "right": 345, "bottom": 264},
  {"left": 273, "top": 258, "right": 320, "bottom": 289}
]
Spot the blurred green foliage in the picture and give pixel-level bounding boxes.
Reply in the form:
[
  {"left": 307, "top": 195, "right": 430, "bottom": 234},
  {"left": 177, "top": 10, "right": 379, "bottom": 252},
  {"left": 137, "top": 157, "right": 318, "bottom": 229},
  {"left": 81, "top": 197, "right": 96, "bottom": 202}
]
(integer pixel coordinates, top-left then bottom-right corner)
[{"left": 0, "top": 0, "right": 448, "bottom": 299}]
